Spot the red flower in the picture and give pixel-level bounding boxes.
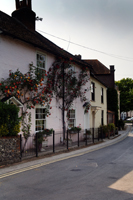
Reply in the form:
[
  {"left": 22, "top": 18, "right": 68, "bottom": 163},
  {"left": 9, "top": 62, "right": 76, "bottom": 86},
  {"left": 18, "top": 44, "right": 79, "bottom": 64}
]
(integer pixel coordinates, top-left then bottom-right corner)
[
  {"left": 0, "top": 83, "right": 2, "bottom": 86},
  {"left": 5, "top": 86, "right": 8, "bottom": 89}
]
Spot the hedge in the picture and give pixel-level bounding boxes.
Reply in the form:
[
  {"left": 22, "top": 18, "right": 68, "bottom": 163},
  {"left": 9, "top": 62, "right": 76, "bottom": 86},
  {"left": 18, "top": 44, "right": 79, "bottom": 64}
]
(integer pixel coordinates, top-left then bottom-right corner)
[{"left": 0, "top": 101, "right": 20, "bottom": 137}]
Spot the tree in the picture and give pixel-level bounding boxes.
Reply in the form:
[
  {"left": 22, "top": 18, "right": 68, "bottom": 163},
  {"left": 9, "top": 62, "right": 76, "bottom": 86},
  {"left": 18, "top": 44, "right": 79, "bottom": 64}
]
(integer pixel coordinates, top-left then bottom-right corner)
[
  {"left": 107, "top": 88, "right": 118, "bottom": 126},
  {"left": 46, "top": 58, "right": 90, "bottom": 139},
  {"left": 0, "top": 63, "right": 53, "bottom": 141},
  {"left": 115, "top": 78, "right": 133, "bottom": 112}
]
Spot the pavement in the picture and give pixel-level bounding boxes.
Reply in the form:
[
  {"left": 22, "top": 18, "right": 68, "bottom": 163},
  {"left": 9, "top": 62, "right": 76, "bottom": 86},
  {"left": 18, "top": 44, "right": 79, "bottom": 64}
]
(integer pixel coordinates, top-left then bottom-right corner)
[{"left": 0, "top": 125, "right": 131, "bottom": 179}]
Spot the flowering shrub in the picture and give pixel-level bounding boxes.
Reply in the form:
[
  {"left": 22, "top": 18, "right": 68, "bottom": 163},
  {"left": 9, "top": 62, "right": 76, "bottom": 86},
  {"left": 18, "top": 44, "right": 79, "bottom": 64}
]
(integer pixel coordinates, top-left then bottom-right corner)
[
  {"left": 69, "top": 125, "right": 81, "bottom": 133},
  {"left": 0, "top": 63, "right": 53, "bottom": 139}
]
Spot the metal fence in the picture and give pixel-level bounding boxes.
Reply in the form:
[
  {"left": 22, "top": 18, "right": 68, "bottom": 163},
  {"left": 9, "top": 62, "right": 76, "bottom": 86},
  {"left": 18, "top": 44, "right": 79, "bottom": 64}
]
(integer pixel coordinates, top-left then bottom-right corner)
[{"left": 20, "top": 128, "right": 105, "bottom": 159}]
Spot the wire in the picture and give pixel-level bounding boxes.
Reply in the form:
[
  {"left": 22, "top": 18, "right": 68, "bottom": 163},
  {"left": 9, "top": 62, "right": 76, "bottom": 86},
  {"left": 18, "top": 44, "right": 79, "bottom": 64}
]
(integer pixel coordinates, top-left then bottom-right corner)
[{"left": 37, "top": 29, "right": 133, "bottom": 62}]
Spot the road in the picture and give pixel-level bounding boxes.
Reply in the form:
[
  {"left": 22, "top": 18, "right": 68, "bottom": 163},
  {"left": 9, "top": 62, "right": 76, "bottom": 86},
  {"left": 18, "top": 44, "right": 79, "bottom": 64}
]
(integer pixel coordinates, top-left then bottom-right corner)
[{"left": 0, "top": 131, "right": 133, "bottom": 200}]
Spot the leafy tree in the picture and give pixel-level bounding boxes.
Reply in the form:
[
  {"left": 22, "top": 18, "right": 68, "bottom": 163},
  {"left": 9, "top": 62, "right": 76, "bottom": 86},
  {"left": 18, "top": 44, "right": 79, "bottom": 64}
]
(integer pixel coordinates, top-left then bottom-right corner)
[
  {"left": 115, "top": 78, "right": 133, "bottom": 112},
  {"left": 107, "top": 88, "right": 118, "bottom": 126}
]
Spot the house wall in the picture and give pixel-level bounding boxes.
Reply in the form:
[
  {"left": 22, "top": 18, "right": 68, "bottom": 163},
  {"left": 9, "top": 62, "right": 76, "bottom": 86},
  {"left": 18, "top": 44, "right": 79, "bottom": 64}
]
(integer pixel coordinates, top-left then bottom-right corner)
[
  {"left": 0, "top": 35, "right": 91, "bottom": 138},
  {"left": 90, "top": 76, "right": 107, "bottom": 129}
]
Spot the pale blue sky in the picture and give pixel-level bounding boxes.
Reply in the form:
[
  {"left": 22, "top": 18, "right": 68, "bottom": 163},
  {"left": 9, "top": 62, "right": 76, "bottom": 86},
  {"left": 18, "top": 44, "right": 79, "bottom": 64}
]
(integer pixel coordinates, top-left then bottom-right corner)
[{"left": 1, "top": 0, "right": 133, "bottom": 81}]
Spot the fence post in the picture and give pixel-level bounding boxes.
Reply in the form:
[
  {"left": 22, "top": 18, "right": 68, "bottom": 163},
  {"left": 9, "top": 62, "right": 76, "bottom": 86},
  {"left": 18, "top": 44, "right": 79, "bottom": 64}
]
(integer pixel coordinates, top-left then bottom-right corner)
[
  {"left": 53, "top": 130, "right": 55, "bottom": 153},
  {"left": 67, "top": 130, "right": 68, "bottom": 150},
  {"left": 93, "top": 128, "right": 94, "bottom": 143},
  {"left": 85, "top": 129, "right": 87, "bottom": 146},
  {"left": 78, "top": 130, "right": 79, "bottom": 147},
  {"left": 36, "top": 132, "right": 38, "bottom": 157},
  {"left": 20, "top": 134, "right": 22, "bottom": 159}
]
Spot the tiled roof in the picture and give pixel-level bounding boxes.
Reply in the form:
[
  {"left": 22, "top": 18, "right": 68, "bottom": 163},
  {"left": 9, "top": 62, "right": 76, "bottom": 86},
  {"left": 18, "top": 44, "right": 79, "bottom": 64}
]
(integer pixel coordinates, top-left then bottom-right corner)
[
  {"left": 84, "top": 59, "right": 110, "bottom": 74},
  {"left": 0, "top": 10, "right": 92, "bottom": 69}
]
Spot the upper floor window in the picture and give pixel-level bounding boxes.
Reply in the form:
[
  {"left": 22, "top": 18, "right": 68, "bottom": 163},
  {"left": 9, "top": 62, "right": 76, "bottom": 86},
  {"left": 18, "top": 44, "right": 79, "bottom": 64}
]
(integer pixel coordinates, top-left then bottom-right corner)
[
  {"left": 68, "top": 109, "right": 76, "bottom": 128},
  {"left": 91, "top": 82, "right": 95, "bottom": 101},
  {"left": 36, "top": 52, "right": 46, "bottom": 74},
  {"left": 101, "top": 87, "right": 104, "bottom": 103}
]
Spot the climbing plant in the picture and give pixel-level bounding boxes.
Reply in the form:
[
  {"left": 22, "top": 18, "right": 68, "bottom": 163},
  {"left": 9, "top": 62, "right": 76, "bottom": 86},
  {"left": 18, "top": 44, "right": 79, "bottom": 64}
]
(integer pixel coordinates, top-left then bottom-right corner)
[
  {"left": 0, "top": 63, "right": 53, "bottom": 139},
  {"left": 46, "top": 57, "right": 90, "bottom": 137}
]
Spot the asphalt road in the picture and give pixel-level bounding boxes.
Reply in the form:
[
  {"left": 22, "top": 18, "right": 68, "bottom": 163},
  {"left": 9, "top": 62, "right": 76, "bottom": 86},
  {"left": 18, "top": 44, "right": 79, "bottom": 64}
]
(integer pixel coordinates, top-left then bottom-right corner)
[{"left": 0, "top": 132, "right": 133, "bottom": 200}]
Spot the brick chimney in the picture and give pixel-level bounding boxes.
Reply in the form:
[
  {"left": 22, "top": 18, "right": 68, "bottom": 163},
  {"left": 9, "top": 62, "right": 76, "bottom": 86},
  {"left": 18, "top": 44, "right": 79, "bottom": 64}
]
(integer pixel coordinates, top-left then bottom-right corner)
[
  {"left": 110, "top": 65, "right": 115, "bottom": 88},
  {"left": 75, "top": 54, "right": 82, "bottom": 60},
  {"left": 12, "top": 0, "right": 36, "bottom": 31}
]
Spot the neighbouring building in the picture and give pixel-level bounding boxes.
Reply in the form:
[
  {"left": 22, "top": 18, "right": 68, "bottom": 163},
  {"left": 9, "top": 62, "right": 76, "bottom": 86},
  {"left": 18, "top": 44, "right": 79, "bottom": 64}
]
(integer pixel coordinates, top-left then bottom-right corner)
[{"left": 84, "top": 59, "right": 120, "bottom": 125}]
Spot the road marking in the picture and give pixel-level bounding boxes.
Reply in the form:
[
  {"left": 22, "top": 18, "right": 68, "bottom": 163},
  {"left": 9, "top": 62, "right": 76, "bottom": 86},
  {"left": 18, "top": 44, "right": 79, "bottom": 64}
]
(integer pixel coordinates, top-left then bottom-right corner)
[{"left": 0, "top": 133, "right": 129, "bottom": 180}]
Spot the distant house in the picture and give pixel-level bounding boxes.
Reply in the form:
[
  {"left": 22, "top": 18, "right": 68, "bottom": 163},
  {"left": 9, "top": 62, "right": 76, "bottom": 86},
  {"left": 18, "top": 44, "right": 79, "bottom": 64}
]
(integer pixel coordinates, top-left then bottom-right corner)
[
  {"left": 75, "top": 56, "right": 108, "bottom": 129},
  {"left": 0, "top": 0, "right": 92, "bottom": 142}
]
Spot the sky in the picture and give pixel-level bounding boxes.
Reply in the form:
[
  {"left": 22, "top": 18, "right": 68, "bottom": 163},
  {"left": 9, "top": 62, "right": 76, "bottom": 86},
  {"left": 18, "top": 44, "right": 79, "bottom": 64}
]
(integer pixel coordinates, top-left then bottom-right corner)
[{"left": 0, "top": 0, "right": 133, "bottom": 81}]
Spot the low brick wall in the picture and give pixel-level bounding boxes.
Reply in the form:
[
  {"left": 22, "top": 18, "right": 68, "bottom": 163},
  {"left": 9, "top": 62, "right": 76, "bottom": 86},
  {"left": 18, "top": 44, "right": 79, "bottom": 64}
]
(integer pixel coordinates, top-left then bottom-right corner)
[{"left": 0, "top": 136, "right": 21, "bottom": 166}]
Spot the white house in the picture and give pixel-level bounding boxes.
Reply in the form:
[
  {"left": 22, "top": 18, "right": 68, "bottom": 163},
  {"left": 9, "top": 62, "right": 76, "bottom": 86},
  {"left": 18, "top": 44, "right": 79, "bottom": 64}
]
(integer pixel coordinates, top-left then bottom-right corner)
[{"left": 0, "top": 0, "right": 94, "bottom": 143}]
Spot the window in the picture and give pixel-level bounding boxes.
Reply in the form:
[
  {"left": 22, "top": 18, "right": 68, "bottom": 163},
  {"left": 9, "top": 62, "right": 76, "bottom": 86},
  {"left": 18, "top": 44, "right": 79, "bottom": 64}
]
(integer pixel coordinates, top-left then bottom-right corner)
[
  {"left": 101, "top": 110, "right": 104, "bottom": 126},
  {"left": 91, "top": 82, "right": 95, "bottom": 101},
  {"left": 36, "top": 52, "right": 46, "bottom": 75},
  {"left": 101, "top": 88, "right": 104, "bottom": 103},
  {"left": 68, "top": 109, "right": 76, "bottom": 128},
  {"left": 35, "top": 108, "right": 46, "bottom": 132}
]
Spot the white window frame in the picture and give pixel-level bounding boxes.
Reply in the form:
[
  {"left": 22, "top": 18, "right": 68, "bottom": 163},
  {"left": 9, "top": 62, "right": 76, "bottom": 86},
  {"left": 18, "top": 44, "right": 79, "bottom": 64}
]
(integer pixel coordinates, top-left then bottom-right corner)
[
  {"left": 35, "top": 107, "right": 46, "bottom": 132},
  {"left": 36, "top": 52, "right": 46, "bottom": 70},
  {"left": 68, "top": 109, "right": 76, "bottom": 128}
]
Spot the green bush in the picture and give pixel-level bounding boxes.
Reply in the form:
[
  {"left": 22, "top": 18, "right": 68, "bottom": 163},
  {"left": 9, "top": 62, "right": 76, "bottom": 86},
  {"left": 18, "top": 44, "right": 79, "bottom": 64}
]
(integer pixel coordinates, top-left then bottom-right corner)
[
  {"left": 0, "top": 124, "right": 8, "bottom": 137},
  {"left": 100, "top": 123, "right": 115, "bottom": 138},
  {"left": 0, "top": 101, "right": 20, "bottom": 137},
  {"left": 107, "top": 123, "right": 115, "bottom": 132},
  {"left": 118, "top": 119, "right": 125, "bottom": 130}
]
